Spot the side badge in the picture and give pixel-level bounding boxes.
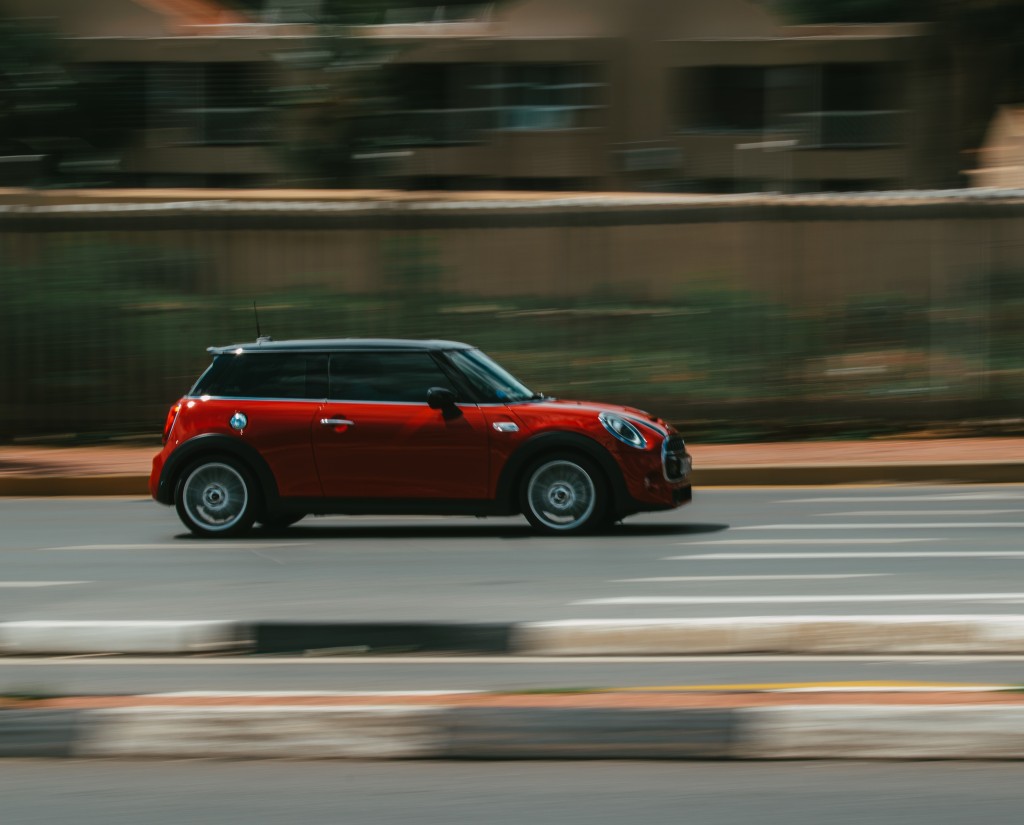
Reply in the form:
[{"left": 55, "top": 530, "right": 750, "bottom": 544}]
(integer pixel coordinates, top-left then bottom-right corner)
[
  {"left": 229, "top": 412, "right": 248, "bottom": 431},
  {"left": 492, "top": 422, "right": 519, "bottom": 433}
]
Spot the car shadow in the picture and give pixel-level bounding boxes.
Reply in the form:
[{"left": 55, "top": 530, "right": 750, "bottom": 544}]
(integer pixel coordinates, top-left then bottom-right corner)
[{"left": 172, "top": 521, "right": 730, "bottom": 541}]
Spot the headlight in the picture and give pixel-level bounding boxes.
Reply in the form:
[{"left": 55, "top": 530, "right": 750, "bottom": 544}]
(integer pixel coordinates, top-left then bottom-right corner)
[{"left": 599, "top": 412, "right": 647, "bottom": 449}]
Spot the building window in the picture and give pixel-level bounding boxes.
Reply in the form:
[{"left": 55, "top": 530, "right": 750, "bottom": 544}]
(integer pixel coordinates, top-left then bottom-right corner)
[
  {"left": 681, "top": 63, "right": 904, "bottom": 147},
  {"left": 689, "top": 66, "right": 767, "bottom": 131},
  {"left": 821, "top": 63, "right": 898, "bottom": 112},
  {"left": 492, "top": 64, "right": 601, "bottom": 131},
  {"left": 391, "top": 62, "right": 603, "bottom": 145},
  {"left": 391, "top": 63, "right": 493, "bottom": 145},
  {"left": 788, "top": 63, "right": 905, "bottom": 148},
  {"left": 150, "top": 63, "right": 273, "bottom": 146}
]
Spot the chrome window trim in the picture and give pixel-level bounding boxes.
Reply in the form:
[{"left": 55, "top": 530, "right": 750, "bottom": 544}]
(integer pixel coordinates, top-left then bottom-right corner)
[
  {"left": 185, "top": 395, "right": 326, "bottom": 403},
  {"left": 322, "top": 399, "right": 461, "bottom": 407},
  {"left": 186, "top": 394, "right": 480, "bottom": 407}
]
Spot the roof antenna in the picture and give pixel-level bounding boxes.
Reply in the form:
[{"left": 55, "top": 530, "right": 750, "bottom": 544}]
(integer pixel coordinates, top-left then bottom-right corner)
[{"left": 253, "top": 301, "right": 272, "bottom": 343}]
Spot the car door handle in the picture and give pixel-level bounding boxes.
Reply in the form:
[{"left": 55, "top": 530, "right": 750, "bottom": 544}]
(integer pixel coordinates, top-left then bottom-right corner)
[{"left": 320, "top": 418, "right": 355, "bottom": 427}]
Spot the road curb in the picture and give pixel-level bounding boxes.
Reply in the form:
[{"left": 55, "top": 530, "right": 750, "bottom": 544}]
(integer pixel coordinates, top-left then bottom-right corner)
[
  {"left": 0, "top": 621, "right": 250, "bottom": 655},
  {"left": 76, "top": 706, "right": 448, "bottom": 760},
  {"left": 2, "top": 462, "right": 1024, "bottom": 496},
  {"left": 254, "top": 621, "right": 512, "bottom": 654},
  {"left": 7, "top": 616, "right": 1024, "bottom": 656},
  {"left": 7, "top": 703, "right": 1024, "bottom": 760},
  {"left": 512, "top": 616, "right": 1024, "bottom": 656},
  {"left": 0, "top": 475, "right": 148, "bottom": 496}
]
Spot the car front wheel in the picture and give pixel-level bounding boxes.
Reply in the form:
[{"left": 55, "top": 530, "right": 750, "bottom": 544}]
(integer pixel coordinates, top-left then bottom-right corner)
[
  {"left": 521, "top": 454, "right": 608, "bottom": 534},
  {"left": 175, "top": 457, "right": 257, "bottom": 537}
]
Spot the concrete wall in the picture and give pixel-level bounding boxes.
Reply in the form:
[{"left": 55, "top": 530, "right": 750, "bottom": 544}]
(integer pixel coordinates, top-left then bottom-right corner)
[{"left": 2, "top": 191, "right": 1023, "bottom": 305}]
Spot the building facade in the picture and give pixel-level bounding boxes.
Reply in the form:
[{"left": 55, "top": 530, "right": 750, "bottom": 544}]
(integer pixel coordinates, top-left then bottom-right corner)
[{"left": 0, "top": 0, "right": 956, "bottom": 191}]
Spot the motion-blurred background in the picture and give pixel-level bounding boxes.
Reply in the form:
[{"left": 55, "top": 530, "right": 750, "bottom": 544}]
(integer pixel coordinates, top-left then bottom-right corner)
[{"left": 1, "top": 0, "right": 1022, "bottom": 441}]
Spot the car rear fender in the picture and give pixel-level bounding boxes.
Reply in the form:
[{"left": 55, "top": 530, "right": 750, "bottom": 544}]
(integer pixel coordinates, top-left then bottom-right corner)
[{"left": 156, "top": 434, "right": 280, "bottom": 513}]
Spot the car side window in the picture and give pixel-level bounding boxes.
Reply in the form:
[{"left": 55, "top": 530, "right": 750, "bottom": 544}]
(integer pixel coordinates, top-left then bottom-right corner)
[
  {"left": 196, "top": 353, "right": 328, "bottom": 399},
  {"left": 329, "top": 352, "right": 458, "bottom": 403}
]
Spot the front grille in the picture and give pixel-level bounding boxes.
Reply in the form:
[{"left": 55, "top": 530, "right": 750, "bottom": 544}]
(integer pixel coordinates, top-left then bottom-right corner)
[{"left": 662, "top": 435, "right": 690, "bottom": 482}]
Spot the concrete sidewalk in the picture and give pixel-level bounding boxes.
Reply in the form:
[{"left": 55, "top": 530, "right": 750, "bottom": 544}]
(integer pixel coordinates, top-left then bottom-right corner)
[
  {"left": 6, "top": 685, "right": 1024, "bottom": 760},
  {"left": 1, "top": 438, "right": 1023, "bottom": 494}
]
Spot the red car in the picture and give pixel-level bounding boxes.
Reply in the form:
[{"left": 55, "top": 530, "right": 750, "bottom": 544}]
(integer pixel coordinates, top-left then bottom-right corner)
[{"left": 151, "top": 339, "right": 692, "bottom": 536}]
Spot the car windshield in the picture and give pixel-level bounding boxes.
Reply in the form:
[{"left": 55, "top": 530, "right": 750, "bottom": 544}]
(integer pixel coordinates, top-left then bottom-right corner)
[{"left": 447, "top": 349, "right": 538, "bottom": 403}]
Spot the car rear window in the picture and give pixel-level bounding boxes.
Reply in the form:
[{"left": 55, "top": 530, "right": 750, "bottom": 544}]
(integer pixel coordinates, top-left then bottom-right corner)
[{"left": 193, "top": 353, "right": 328, "bottom": 399}]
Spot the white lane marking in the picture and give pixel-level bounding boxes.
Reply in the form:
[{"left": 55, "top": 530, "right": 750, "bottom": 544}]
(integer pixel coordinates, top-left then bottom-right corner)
[
  {"left": 819, "top": 510, "right": 1024, "bottom": 516},
  {"left": 677, "top": 539, "right": 937, "bottom": 546},
  {"left": 612, "top": 574, "right": 888, "bottom": 583},
  {"left": 0, "top": 581, "right": 91, "bottom": 588},
  {"left": 8, "top": 654, "right": 1024, "bottom": 665},
  {"left": 574, "top": 593, "right": 1024, "bottom": 605},
  {"left": 736, "top": 523, "right": 1022, "bottom": 530},
  {"left": 783, "top": 494, "right": 1024, "bottom": 503},
  {"left": 42, "top": 543, "right": 307, "bottom": 551},
  {"left": 670, "top": 552, "right": 1024, "bottom": 560}
]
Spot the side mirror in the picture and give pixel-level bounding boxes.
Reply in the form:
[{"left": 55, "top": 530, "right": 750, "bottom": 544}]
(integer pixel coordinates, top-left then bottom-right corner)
[{"left": 427, "top": 386, "right": 459, "bottom": 414}]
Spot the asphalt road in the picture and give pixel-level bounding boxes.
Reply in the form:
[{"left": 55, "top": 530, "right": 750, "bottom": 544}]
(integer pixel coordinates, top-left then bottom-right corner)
[
  {"left": 4, "top": 761, "right": 1024, "bottom": 825},
  {"left": 1, "top": 485, "right": 1023, "bottom": 622}
]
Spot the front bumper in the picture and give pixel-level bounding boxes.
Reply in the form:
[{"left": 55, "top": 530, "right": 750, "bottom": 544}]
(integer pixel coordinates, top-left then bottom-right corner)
[{"left": 616, "top": 436, "right": 693, "bottom": 513}]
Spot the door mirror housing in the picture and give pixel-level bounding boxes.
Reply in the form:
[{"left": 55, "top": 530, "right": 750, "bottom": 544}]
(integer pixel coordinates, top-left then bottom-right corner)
[{"left": 427, "top": 386, "right": 459, "bottom": 413}]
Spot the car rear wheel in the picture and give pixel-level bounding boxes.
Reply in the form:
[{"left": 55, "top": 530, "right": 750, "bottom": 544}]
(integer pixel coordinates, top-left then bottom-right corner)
[
  {"left": 521, "top": 454, "right": 608, "bottom": 534},
  {"left": 175, "top": 457, "right": 257, "bottom": 537}
]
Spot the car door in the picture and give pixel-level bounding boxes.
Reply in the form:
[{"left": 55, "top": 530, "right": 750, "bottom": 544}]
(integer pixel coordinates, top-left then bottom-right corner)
[{"left": 312, "top": 350, "right": 490, "bottom": 500}]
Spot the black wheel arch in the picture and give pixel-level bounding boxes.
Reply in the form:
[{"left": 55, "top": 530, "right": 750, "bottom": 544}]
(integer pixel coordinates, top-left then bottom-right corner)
[
  {"left": 156, "top": 435, "right": 281, "bottom": 515},
  {"left": 494, "top": 431, "right": 630, "bottom": 516}
]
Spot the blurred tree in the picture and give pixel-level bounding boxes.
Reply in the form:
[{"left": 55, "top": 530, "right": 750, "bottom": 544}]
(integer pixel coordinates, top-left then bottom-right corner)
[
  {"left": 777, "top": 0, "right": 1024, "bottom": 176},
  {"left": 260, "top": 2, "right": 401, "bottom": 185},
  {"left": 0, "top": 16, "right": 140, "bottom": 186},
  {"left": 271, "top": 28, "right": 401, "bottom": 186},
  {"left": 0, "top": 17, "right": 77, "bottom": 184},
  {"left": 256, "top": 0, "right": 475, "bottom": 186}
]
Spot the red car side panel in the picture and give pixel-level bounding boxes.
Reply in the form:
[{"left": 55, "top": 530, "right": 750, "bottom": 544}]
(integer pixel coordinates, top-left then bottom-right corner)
[
  {"left": 313, "top": 402, "right": 491, "bottom": 499},
  {"left": 163, "top": 397, "right": 324, "bottom": 497}
]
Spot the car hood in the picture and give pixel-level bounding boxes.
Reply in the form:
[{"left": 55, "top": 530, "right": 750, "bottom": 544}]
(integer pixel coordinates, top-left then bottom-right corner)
[{"left": 512, "top": 398, "right": 674, "bottom": 435}]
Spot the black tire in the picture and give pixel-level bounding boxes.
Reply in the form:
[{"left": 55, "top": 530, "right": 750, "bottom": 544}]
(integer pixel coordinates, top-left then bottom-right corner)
[
  {"left": 259, "top": 513, "right": 304, "bottom": 531},
  {"left": 174, "top": 456, "right": 258, "bottom": 538},
  {"left": 520, "top": 453, "right": 609, "bottom": 535}
]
